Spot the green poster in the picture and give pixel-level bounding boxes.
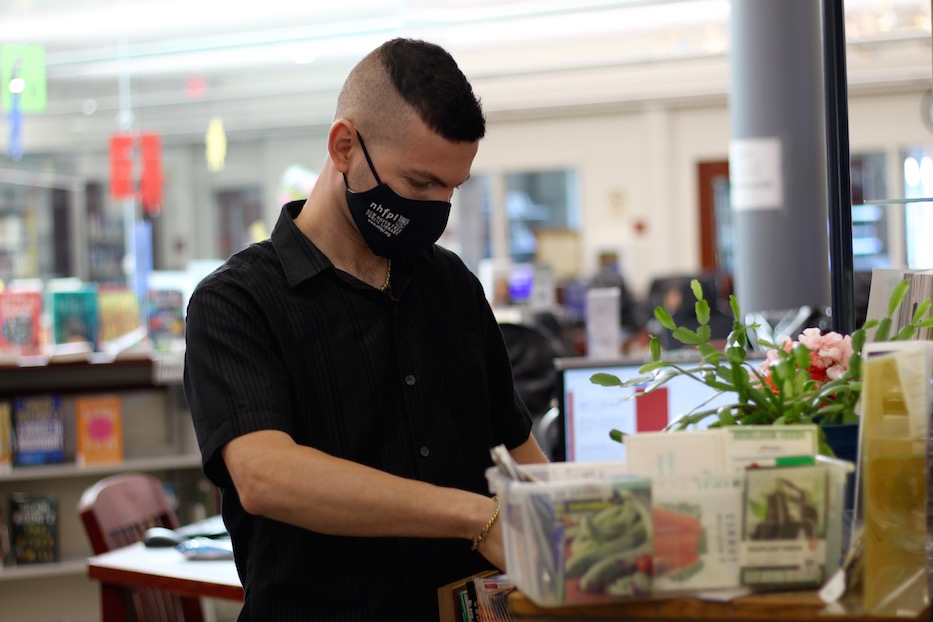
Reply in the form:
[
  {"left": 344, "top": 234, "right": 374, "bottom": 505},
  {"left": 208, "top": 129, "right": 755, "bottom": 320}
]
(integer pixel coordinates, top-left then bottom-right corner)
[{"left": 1, "top": 44, "right": 47, "bottom": 113}]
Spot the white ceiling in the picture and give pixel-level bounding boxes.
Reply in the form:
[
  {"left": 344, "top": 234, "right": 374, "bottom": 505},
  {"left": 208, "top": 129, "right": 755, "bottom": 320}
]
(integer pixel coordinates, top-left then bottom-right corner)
[{"left": 1, "top": 0, "right": 930, "bottom": 147}]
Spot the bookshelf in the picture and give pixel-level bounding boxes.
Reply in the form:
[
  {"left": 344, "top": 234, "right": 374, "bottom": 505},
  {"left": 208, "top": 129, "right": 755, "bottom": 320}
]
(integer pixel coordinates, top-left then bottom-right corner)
[{"left": 0, "top": 356, "right": 210, "bottom": 621}]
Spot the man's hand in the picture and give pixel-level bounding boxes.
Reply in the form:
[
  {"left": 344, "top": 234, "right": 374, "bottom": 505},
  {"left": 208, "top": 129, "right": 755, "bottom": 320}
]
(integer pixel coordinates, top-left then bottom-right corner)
[{"left": 477, "top": 515, "right": 506, "bottom": 571}]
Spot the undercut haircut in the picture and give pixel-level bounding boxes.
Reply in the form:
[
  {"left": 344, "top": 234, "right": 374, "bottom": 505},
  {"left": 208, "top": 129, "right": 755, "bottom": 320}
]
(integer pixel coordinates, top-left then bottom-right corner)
[{"left": 336, "top": 38, "right": 485, "bottom": 145}]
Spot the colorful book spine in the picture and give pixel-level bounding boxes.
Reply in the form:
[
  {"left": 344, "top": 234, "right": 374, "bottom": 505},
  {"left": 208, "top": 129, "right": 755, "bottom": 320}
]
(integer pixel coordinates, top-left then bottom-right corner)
[
  {"left": 0, "top": 289, "right": 42, "bottom": 356},
  {"left": 51, "top": 287, "right": 100, "bottom": 347},
  {"left": 0, "top": 400, "right": 12, "bottom": 472},
  {"left": 97, "top": 287, "right": 141, "bottom": 344},
  {"left": 147, "top": 288, "right": 186, "bottom": 353},
  {"left": 12, "top": 395, "right": 65, "bottom": 466},
  {"left": 8, "top": 492, "right": 59, "bottom": 565},
  {"left": 75, "top": 395, "right": 124, "bottom": 466}
]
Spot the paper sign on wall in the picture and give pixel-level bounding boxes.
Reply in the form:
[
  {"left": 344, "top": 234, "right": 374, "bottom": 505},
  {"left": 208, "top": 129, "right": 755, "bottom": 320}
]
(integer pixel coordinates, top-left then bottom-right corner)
[{"left": 729, "top": 138, "right": 783, "bottom": 211}]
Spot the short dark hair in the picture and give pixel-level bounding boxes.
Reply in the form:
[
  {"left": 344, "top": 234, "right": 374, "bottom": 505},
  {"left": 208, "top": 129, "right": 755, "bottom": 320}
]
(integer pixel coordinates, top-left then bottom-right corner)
[{"left": 378, "top": 38, "right": 485, "bottom": 142}]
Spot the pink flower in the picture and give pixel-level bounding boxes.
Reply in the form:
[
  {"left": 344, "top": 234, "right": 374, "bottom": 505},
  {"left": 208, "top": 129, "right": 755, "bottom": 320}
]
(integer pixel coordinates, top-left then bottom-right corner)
[
  {"left": 798, "top": 327, "right": 823, "bottom": 351},
  {"left": 757, "top": 329, "right": 852, "bottom": 387},
  {"left": 817, "top": 332, "right": 852, "bottom": 367}
]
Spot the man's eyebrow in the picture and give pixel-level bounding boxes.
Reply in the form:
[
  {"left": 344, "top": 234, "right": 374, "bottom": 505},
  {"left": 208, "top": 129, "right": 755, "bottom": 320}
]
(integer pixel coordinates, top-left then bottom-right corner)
[{"left": 411, "top": 169, "right": 471, "bottom": 187}]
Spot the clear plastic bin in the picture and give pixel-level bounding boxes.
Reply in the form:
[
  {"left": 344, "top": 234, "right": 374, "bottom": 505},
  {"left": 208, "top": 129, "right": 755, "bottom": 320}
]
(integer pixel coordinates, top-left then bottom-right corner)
[{"left": 486, "top": 456, "right": 853, "bottom": 607}]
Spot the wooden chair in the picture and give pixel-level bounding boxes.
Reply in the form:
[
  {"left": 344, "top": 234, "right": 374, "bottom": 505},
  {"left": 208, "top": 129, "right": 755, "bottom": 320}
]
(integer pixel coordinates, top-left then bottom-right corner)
[{"left": 78, "top": 473, "right": 204, "bottom": 622}]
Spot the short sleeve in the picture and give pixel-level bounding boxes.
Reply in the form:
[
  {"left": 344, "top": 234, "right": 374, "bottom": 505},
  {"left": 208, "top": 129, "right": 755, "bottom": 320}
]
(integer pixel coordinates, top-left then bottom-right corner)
[{"left": 183, "top": 276, "right": 293, "bottom": 486}]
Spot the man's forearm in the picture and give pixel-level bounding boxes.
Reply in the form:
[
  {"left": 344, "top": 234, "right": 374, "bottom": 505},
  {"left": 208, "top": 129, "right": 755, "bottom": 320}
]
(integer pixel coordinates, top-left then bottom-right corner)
[{"left": 222, "top": 429, "right": 496, "bottom": 542}]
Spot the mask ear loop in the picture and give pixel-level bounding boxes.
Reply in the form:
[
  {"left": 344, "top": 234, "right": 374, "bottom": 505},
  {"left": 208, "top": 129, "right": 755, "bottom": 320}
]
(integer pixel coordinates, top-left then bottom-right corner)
[{"left": 355, "top": 132, "right": 383, "bottom": 185}]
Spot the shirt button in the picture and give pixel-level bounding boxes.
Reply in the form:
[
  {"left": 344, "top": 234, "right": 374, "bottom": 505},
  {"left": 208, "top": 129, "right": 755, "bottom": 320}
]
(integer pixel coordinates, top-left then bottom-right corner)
[
  {"left": 419, "top": 446, "right": 430, "bottom": 457},
  {"left": 405, "top": 374, "right": 416, "bottom": 386}
]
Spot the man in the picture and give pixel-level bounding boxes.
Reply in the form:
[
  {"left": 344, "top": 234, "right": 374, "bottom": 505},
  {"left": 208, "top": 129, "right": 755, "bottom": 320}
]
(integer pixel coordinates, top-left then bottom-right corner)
[{"left": 184, "top": 38, "right": 548, "bottom": 621}]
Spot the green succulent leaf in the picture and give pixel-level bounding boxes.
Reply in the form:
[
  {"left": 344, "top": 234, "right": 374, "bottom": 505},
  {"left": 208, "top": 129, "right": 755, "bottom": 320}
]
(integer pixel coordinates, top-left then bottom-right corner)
[
  {"left": 690, "top": 279, "right": 703, "bottom": 301},
  {"left": 912, "top": 300, "right": 932, "bottom": 324},
  {"left": 874, "top": 317, "right": 892, "bottom": 342},
  {"left": 655, "top": 307, "right": 677, "bottom": 331},
  {"left": 649, "top": 336, "right": 662, "bottom": 361},
  {"left": 729, "top": 295, "right": 741, "bottom": 321},
  {"left": 850, "top": 328, "right": 866, "bottom": 354},
  {"left": 590, "top": 372, "right": 623, "bottom": 387},
  {"left": 793, "top": 344, "right": 811, "bottom": 369},
  {"left": 696, "top": 299, "right": 710, "bottom": 327},
  {"left": 639, "top": 360, "right": 668, "bottom": 373},
  {"left": 896, "top": 325, "right": 917, "bottom": 341},
  {"left": 696, "top": 324, "right": 711, "bottom": 343},
  {"left": 672, "top": 326, "right": 702, "bottom": 345},
  {"left": 887, "top": 279, "right": 910, "bottom": 317},
  {"left": 698, "top": 343, "right": 720, "bottom": 363}
]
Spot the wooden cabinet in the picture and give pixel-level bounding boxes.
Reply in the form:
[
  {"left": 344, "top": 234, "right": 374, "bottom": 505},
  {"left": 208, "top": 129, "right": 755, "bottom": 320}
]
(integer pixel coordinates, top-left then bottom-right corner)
[{"left": 0, "top": 356, "right": 211, "bottom": 622}]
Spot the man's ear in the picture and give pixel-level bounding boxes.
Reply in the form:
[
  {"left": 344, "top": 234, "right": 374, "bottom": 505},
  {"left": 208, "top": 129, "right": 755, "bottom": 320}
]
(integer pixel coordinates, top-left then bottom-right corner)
[{"left": 328, "top": 120, "right": 355, "bottom": 174}]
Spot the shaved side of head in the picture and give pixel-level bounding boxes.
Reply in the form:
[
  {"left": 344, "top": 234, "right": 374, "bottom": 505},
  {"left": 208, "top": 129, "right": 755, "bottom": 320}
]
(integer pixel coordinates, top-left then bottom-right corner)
[{"left": 336, "top": 38, "right": 485, "bottom": 150}]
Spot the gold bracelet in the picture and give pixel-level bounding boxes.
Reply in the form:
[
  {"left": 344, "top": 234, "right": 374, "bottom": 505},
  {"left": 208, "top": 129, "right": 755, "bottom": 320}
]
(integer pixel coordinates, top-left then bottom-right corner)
[{"left": 471, "top": 496, "right": 500, "bottom": 551}]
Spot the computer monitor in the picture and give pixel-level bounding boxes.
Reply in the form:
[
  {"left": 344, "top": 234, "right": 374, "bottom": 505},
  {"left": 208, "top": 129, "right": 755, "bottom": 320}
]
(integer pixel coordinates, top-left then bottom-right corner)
[{"left": 556, "top": 354, "right": 763, "bottom": 462}]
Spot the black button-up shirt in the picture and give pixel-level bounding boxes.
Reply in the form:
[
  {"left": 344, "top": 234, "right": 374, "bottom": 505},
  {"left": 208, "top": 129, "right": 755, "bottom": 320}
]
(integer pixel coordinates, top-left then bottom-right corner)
[{"left": 184, "top": 201, "right": 532, "bottom": 622}]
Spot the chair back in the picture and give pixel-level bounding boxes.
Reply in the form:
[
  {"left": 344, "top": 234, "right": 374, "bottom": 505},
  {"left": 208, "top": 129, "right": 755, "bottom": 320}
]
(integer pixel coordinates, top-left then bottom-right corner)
[{"left": 78, "top": 473, "right": 204, "bottom": 622}]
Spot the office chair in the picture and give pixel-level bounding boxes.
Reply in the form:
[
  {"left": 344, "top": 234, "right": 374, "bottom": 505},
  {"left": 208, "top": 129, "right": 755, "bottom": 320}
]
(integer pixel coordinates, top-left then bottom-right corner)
[
  {"left": 645, "top": 274, "right": 733, "bottom": 350},
  {"left": 78, "top": 473, "right": 204, "bottom": 622},
  {"left": 499, "top": 322, "right": 566, "bottom": 460}
]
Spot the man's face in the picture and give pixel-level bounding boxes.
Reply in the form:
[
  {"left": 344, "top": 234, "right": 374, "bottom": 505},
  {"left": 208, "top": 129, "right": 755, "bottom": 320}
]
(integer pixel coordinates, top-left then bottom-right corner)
[{"left": 354, "top": 118, "right": 478, "bottom": 205}]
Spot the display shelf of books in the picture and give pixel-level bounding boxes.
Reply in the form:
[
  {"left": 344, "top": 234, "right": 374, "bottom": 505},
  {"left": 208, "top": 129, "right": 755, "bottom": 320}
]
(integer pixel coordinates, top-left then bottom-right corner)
[{"left": 0, "top": 354, "right": 213, "bottom": 619}]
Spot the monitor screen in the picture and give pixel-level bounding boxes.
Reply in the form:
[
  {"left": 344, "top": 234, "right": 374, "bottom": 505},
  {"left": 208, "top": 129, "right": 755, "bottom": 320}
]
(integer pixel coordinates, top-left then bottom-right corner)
[{"left": 556, "top": 355, "right": 760, "bottom": 463}]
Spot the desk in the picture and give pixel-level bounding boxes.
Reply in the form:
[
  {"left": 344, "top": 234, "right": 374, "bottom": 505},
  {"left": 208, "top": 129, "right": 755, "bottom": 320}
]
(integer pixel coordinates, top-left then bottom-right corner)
[
  {"left": 87, "top": 542, "right": 243, "bottom": 622},
  {"left": 508, "top": 590, "right": 928, "bottom": 622}
]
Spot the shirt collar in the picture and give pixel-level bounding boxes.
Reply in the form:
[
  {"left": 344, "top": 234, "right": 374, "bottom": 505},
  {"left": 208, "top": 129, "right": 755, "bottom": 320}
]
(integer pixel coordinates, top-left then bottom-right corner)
[
  {"left": 270, "top": 199, "right": 437, "bottom": 290},
  {"left": 271, "top": 200, "right": 332, "bottom": 288}
]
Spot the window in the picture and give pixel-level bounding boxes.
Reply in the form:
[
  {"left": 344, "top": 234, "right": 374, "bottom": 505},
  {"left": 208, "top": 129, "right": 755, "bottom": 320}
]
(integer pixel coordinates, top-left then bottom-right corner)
[
  {"left": 849, "top": 153, "right": 889, "bottom": 271},
  {"left": 902, "top": 147, "right": 933, "bottom": 269},
  {"left": 504, "top": 170, "right": 579, "bottom": 264}
]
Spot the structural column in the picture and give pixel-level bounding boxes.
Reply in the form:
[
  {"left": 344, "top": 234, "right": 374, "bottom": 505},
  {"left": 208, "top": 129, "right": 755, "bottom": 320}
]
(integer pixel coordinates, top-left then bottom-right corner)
[{"left": 728, "top": 0, "right": 830, "bottom": 315}]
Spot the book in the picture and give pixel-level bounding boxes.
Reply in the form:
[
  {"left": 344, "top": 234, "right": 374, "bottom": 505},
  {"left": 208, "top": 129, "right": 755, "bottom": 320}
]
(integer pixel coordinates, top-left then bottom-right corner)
[
  {"left": 12, "top": 395, "right": 65, "bottom": 466},
  {"left": 8, "top": 492, "right": 59, "bottom": 565},
  {"left": 147, "top": 288, "right": 186, "bottom": 353},
  {"left": 75, "top": 395, "right": 123, "bottom": 465},
  {"left": 0, "top": 289, "right": 42, "bottom": 357},
  {"left": 97, "top": 287, "right": 141, "bottom": 345},
  {"left": 896, "top": 270, "right": 933, "bottom": 341},
  {"left": 51, "top": 286, "right": 100, "bottom": 347},
  {"left": 740, "top": 465, "right": 829, "bottom": 588},
  {"left": 651, "top": 474, "right": 744, "bottom": 592},
  {"left": 0, "top": 400, "right": 12, "bottom": 473},
  {"left": 866, "top": 268, "right": 933, "bottom": 341}
]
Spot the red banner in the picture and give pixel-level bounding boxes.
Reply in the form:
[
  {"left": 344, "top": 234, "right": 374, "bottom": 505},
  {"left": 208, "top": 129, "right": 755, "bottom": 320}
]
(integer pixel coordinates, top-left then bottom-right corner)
[
  {"left": 108, "top": 133, "right": 163, "bottom": 216},
  {"left": 109, "top": 134, "right": 134, "bottom": 199}
]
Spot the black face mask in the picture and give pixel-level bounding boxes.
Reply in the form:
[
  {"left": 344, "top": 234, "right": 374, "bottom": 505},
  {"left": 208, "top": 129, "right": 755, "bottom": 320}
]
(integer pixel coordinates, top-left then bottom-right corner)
[{"left": 344, "top": 132, "right": 451, "bottom": 259}]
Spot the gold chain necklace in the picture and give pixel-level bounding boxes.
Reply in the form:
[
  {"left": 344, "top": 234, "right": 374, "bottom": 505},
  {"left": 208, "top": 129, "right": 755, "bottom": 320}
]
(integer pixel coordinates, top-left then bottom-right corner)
[{"left": 380, "top": 259, "right": 392, "bottom": 292}]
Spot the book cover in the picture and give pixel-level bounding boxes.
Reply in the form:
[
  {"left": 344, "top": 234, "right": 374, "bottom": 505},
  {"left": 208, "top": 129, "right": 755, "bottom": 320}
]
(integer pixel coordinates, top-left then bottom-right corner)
[
  {"left": 12, "top": 395, "right": 65, "bottom": 466},
  {"left": 8, "top": 492, "right": 59, "bottom": 565},
  {"left": 740, "top": 465, "right": 828, "bottom": 588},
  {"left": 97, "top": 287, "right": 141, "bottom": 344},
  {"left": 651, "top": 474, "right": 744, "bottom": 592},
  {"left": 147, "top": 288, "right": 186, "bottom": 353},
  {"left": 51, "top": 286, "right": 100, "bottom": 347},
  {"left": 558, "top": 480, "right": 653, "bottom": 603},
  {"left": 75, "top": 395, "right": 123, "bottom": 465},
  {"left": 0, "top": 400, "right": 12, "bottom": 472},
  {"left": 0, "top": 289, "right": 42, "bottom": 356}
]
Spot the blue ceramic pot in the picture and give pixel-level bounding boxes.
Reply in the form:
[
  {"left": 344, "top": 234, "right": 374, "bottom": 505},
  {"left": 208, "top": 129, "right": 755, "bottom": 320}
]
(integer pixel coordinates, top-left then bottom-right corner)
[{"left": 821, "top": 422, "right": 859, "bottom": 512}]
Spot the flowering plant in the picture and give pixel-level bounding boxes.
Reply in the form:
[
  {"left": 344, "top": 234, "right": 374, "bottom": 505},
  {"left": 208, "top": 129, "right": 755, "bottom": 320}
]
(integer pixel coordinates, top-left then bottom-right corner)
[{"left": 592, "top": 278, "right": 933, "bottom": 454}]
